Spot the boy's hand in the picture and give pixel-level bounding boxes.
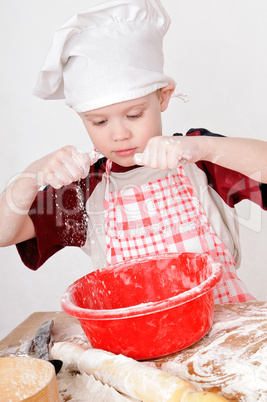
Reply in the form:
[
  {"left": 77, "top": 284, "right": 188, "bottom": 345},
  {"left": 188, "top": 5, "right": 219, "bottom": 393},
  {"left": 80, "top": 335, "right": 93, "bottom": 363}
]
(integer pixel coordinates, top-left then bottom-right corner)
[
  {"left": 134, "top": 136, "right": 206, "bottom": 170},
  {"left": 25, "top": 146, "right": 100, "bottom": 189}
]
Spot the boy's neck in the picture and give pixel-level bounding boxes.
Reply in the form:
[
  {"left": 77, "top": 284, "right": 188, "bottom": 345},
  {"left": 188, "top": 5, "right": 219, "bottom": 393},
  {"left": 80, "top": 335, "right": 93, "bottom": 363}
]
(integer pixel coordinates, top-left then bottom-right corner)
[{"left": 111, "top": 162, "right": 139, "bottom": 173}]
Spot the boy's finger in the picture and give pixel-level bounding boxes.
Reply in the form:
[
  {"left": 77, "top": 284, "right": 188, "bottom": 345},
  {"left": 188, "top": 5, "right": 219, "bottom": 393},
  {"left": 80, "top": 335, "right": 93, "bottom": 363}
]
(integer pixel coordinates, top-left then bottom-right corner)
[
  {"left": 45, "top": 172, "right": 65, "bottom": 189},
  {"left": 70, "top": 148, "right": 91, "bottom": 178},
  {"left": 87, "top": 150, "right": 101, "bottom": 166},
  {"left": 133, "top": 153, "right": 145, "bottom": 165}
]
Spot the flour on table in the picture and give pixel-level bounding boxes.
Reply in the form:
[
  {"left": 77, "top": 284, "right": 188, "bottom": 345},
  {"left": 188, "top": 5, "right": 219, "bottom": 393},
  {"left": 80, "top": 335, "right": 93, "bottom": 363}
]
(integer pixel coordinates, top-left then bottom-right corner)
[
  {"left": 57, "top": 369, "right": 139, "bottom": 402},
  {"left": 52, "top": 322, "right": 91, "bottom": 348},
  {"left": 159, "top": 302, "right": 267, "bottom": 402}
]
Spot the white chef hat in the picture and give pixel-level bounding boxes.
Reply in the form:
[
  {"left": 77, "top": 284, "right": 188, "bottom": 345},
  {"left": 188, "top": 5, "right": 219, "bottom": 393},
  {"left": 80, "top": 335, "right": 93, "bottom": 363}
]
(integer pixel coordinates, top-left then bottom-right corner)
[{"left": 33, "top": 0, "right": 186, "bottom": 112}]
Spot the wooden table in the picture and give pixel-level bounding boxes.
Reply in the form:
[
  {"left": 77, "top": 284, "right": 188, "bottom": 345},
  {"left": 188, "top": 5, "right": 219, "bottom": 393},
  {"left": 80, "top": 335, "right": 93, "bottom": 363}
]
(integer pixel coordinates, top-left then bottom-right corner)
[{"left": 1, "top": 302, "right": 267, "bottom": 401}]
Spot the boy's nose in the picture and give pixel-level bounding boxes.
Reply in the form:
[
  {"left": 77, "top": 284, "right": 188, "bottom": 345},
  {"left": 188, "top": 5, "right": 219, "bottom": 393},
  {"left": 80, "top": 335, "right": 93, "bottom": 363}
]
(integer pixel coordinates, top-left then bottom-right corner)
[{"left": 111, "top": 121, "right": 132, "bottom": 141}]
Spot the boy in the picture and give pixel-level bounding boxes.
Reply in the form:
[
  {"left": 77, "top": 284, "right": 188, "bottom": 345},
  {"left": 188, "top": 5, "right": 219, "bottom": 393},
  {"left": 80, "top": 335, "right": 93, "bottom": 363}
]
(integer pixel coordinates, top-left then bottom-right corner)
[{"left": 0, "top": 0, "right": 266, "bottom": 304}]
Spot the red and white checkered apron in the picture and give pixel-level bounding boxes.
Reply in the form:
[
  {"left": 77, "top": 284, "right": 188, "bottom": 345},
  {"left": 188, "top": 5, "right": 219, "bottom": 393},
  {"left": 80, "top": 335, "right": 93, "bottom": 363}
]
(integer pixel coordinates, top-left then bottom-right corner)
[{"left": 104, "top": 161, "right": 255, "bottom": 304}]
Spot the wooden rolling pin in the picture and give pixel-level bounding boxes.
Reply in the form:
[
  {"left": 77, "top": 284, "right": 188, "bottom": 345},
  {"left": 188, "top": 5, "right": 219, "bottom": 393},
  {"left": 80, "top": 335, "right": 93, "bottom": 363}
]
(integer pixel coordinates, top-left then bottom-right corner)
[{"left": 52, "top": 342, "right": 227, "bottom": 401}]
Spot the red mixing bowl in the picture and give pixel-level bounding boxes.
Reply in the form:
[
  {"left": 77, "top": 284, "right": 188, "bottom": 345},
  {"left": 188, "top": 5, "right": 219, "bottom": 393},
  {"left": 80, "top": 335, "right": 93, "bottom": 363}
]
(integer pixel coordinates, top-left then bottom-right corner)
[{"left": 61, "top": 252, "right": 222, "bottom": 360}]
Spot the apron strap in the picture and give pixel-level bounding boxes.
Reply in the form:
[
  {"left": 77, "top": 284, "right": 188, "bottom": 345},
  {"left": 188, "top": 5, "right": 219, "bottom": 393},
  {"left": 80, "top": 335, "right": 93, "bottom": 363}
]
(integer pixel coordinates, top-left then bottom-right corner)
[{"left": 104, "top": 159, "right": 112, "bottom": 215}]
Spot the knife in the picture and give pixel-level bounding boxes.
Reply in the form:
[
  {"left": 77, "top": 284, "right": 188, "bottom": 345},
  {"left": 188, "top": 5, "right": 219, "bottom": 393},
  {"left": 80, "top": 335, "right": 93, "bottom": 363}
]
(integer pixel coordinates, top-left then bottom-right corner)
[{"left": 33, "top": 320, "right": 63, "bottom": 374}]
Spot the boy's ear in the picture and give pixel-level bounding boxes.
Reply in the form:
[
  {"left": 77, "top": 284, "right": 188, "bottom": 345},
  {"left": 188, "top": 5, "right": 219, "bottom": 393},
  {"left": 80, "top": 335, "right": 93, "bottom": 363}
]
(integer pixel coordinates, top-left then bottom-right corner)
[{"left": 159, "top": 84, "right": 175, "bottom": 112}]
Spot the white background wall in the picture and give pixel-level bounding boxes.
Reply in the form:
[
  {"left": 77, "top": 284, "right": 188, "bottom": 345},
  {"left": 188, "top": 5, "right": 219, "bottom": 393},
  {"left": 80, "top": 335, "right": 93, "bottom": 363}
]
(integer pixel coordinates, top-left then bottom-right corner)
[{"left": 0, "top": 0, "right": 266, "bottom": 340}]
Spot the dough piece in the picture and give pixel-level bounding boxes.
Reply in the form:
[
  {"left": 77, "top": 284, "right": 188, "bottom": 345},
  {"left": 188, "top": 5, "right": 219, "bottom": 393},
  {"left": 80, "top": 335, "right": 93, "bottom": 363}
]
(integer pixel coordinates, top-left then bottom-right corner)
[{"left": 52, "top": 342, "right": 227, "bottom": 402}]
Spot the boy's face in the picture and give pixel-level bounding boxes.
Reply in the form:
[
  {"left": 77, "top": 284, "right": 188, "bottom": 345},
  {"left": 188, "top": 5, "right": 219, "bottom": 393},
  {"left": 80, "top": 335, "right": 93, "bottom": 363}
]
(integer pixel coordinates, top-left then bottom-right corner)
[{"left": 78, "top": 86, "right": 173, "bottom": 167}]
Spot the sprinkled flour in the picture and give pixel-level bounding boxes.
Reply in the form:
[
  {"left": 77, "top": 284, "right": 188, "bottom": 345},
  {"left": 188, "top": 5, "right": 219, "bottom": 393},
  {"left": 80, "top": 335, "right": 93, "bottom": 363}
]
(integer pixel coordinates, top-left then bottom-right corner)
[
  {"left": 57, "top": 369, "right": 138, "bottom": 401},
  {"left": 158, "top": 302, "right": 267, "bottom": 401}
]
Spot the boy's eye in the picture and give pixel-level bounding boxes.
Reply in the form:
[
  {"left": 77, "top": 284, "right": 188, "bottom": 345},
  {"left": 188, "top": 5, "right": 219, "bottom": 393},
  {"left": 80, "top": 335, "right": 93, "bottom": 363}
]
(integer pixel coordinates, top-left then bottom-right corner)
[
  {"left": 92, "top": 119, "right": 107, "bottom": 126},
  {"left": 127, "top": 112, "right": 143, "bottom": 119}
]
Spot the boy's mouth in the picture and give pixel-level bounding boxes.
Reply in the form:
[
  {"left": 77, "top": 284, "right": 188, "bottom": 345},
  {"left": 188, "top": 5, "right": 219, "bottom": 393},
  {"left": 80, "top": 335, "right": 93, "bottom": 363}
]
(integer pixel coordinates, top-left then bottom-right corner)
[{"left": 114, "top": 148, "right": 137, "bottom": 157}]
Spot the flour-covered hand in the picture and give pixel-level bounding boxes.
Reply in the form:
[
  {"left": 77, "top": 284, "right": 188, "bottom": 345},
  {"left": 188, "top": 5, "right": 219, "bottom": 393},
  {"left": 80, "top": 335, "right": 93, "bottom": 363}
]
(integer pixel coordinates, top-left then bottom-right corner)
[
  {"left": 134, "top": 136, "right": 205, "bottom": 170},
  {"left": 26, "top": 145, "right": 99, "bottom": 189}
]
